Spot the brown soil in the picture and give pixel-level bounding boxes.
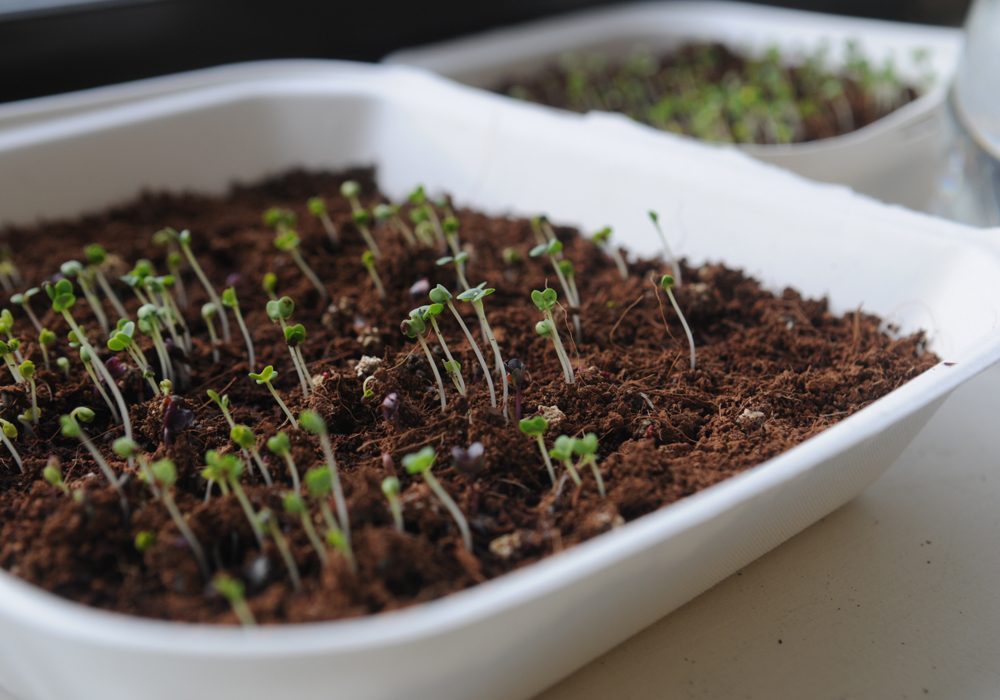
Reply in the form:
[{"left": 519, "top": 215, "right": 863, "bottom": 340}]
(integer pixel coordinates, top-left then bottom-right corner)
[{"left": 0, "top": 169, "right": 935, "bottom": 624}]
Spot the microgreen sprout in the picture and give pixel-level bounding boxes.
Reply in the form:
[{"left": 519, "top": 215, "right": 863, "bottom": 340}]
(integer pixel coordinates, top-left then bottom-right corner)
[
  {"left": 71, "top": 336, "right": 120, "bottom": 421},
  {"left": 266, "top": 431, "right": 300, "bottom": 495},
  {"left": 530, "top": 237, "right": 582, "bottom": 342},
  {"left": 401, "top": 309, "right": 447, "bottom": 411},
  {"left": 591, "top": 226, "right": 629, "bottom": 280},
  {"left": 422, "top": 303, "right": 466, "bottom": 395},
  {"left": 56, "top": 356, "right": 70, "bottom": 380},
  {"left": 222, "top": 287, "right": 256, "bottom": 372},
  {"left": 48, "top": 279, "right": 132, "bottom": 439},
  {"left": 205, "top": 449, "right": 264, "bottom": 546},
  {"left": 299, "top": 410, "right": 352, "bottom": 550},
  {"left": 505, "top": 358, "right": 526, "bottom": 420},
  {"left": 373, "top": 202, "right": 416, "bottom": 248},
  {"left": 113, "top": 437, "right": 160, "bottom": 498},
  {"left": 16, "top": 409, "right": 37, "bottom": 439},
  {"left": 207, "top": 389, "right": 235, "bottom": 427},
  {"left": 304, "top": 465, "right": 355, "bottom": 571},
  {"left": 232, "top": 424, "right": 272, "bottom": 485},
  {"left": 457, "top": 285, "right": 509, "bottom": 418},
  {"left": 38, "top": 328, "right": 55, "bottom": 371},
  {"left": 430, "top": 284, "right": 496, "bottom": 408},
  {"left": 262, "top": 272, "right": 278, "bottom": 301},
  {"left": 134, "top": 530, "right": 156, "bottom": 553},
  {"left": 61, "top": 407, "right": 128, "bottom": 512},
  {"left": 153, "top": 229, "right": 189, "bottom": 307},
  {"left": 519, "top": 416, "right": 557, "bottom": 486},
  {"left": 84, "top": 244, "right": 129, "bottom": 319},
  {"left": 381, "top": 476, "right": 404, "bottom": 532},
  {"left": 407, "top": 186, "right": 445, "bottom": 245},
  {"left": 272, "top": 226, "right": 329, "bottom": 300},
  {"left": 108, "top": 320, "right": 158, "bottom": 394},
  {"left": 138, "top": 303, "right": 173, "bottom": 385},
  {"left": 10, "top": 288, "right": 42, "bottom": 334},
  {"left": 158, "top": 228, "right": 231, "bottom": 342},
  {"left": 61, "top": 260, "right": 110, "bottom": 337},
  {"left": 502, "top": 247, "right": 521, "bottom": 265},
  {"left": 0, "top": 310, "right": 22, "bottom": 364},
  {"left": 248, "top": 365, "right": 298, "bottom": 428},
  {"left": 257, "top": 507, "right": 302, "bottom": 593},
  {"left": 0, "top": 340, "right": 22, "bottom": 383},
  {"left": 307, "top": 196, "right": 339, "bottom": 246},
  {"left": 212, "top": 573, "right": 256, "bottom": 626},
  {"left": 201, "top": 302, "right": 221, "bottom": 363},
  {"left": 531, "top": 288, "right": 575, "bottom": 384},
  {"left": 403, "top": 446, "right": 472, "bottom": 552},
  {"left": 283, "top": 492, "right": 328, "bottom": 565},
  {"left": 548, "top": 435, "right": 582, "bottom": 487},
  {"left": 267, "top": 296, "right": 311, "bottom": 398},
  {"left": 436, "top": 251, "right": 471, "bottom": 291},
  {"left": 572, "top": 433, "right": 605, "bottom": 497},
  {"left": 361, "top": 251, "right": 386, "bottom": 299},
  {"left": 341, "top": 181, "right": 383, "bottom": 258},
  {"left": 362, "top": 375, "right": 376, "bottom": 402},
  {"left": 44, "top": 456, "right": 70, "bottom": 495},
  {"left": 0, "top": 419, "right": 21, "bottom": 472},
  {"left": 648, "top": 211, "right": 681, "bottom": 286},
  {"left": 659, "top": 275, "right": 695, "bottom": 371},
  {"left": 19, "top": 360, "right": 37, "bottom": 425},
  {"left": 145, "top": 274, "right": 191, "bottom": 353}
]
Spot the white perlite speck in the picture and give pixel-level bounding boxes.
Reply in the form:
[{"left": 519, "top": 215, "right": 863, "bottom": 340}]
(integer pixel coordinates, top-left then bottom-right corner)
[
  {"left": 537, "top": 405, "right": 566, "bottom": 425},
  {"left": 355, "top": 355, "right": 381, "bottom": 377}
]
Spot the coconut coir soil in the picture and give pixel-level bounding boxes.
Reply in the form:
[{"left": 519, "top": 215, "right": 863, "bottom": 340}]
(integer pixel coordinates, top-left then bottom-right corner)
[
  {"left": 0, "top": 169, "right": 936, "bottom": 624},
  {"left": 498, "top": 43, "right": 919, "bottom": 143}
]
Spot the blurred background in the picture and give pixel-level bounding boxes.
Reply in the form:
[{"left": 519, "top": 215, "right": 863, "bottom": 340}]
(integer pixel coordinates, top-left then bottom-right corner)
[{"left": 0, "top": 0, "right": 974, "bottom": 104}]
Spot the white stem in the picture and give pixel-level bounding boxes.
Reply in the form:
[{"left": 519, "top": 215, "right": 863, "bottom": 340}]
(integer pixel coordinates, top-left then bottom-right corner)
[
  {"left": 537, "top": 435, "right": 556, "bottom": 485},
  {"left": 206, "top": 317, "right": 220, "bottom": 363},
  {"left": 95, "top": 269, "right": 128, "bottom": 320},
  {"left": 290, "top": 249, "right": 328, "bottom": 300},
  {"left": 319, "top": 432, "right": 351, "bottom": 547},
  {"left": 232, "top": 305, "right": 256, "bottom": 372},
  {"left": 181, "top": 242, "right": 231, "bottom": 342},
  {"left": 447, "top": 300, "right": 495, "bottom": 407},
  {"left": 430, "top": 316, "right": 466, "bottom": 394},
  {"left": 287, "top": 344, "right": 310, "bottom": 398},
  {"left": 266, "top": 381, "right": 298, "bottom": 428},
  {"left": 544, "top": 310, "right": 575, "bottom": 384},
  {"left": 666, "top": 288, "right": 696, "bottom": 371},
  {"left": 417, "top": 334, "right": 447, "bottom": 411},
  {"left": 1, "top": 432, "right": 22, "bottom": 471},
  {"left": 424, "top": 470, "right": 472, "bottom": 552},
  {"left": 83, "top": 359, "right": 121, "bottom": 424},
  {"left": 474, "top": 301, "right": 508, "bottom": 419}
]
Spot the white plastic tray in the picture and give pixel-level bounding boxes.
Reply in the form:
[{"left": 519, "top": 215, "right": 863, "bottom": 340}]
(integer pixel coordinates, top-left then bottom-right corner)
[
  {"left": 383, "top": 1, "right": 964, "bottom": 211},
  {"left": 0, "top": 60, "right": 999, "bottom": 700}
]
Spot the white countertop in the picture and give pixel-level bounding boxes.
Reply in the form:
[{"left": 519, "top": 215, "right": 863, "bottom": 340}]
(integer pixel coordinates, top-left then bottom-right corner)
[{"left": 3, "top": 362, "right": 999, "bottom": 700}]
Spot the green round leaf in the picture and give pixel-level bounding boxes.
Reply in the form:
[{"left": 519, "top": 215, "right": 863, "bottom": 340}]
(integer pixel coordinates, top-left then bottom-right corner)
[
  {"left": 298, "top": 410, "right": 327, "bottom": 436},
  {"left": 518, "top": 415, "right": 548, "bottom": 437},
  {"left": 402, "top": 446, "right": 436, "bottom": 474}
]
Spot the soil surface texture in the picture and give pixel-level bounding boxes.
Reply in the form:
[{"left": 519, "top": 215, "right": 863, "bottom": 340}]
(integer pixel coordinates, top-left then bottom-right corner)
[{"left": 0, "top": 169, "right": 936, "bottom": 624}]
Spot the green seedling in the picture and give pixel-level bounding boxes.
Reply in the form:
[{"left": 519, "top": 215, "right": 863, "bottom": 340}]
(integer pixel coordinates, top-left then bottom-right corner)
[
  {"left": 19, "top": 361, "right": 37, "bottom": 425},
  {"left": 304, "top": 465, "right": 355, "bottom": 571},
  {"left": 38, "top": 328, "right": 55, "bottom": 371},
  {"left": 61, "top": 407, "right": 128, "bottom": 512},
  {"left": 502, "top": 247, "right": 521, "bottom": 265},
  {"left": 213, "top": 573, "right": 256, "bottom": 626},
  {"left": 0, "top": 310, "right": 22, "bottom": 365},
  {"left": 373, "top": 202, "right": 416, "bottom": 248},
  {"left": 61, "top": 260, "right": 110, "bottom": 337},
  {"left": 659, "top": 275, "right": 695, "bottom": 371},
  {"left": 403, "top": 446, "right": 472, "bottom": 552},
  {"left": 0, "top": 340, "right": 22, "bottom": 383},
  {"left": 591, "top": 227, "right": 629, "bottom": 280},
  {"left": 266, "top": 431, "right": 301, "bottom": 496},
  {"left": 648, "top": 211, "right": 681, "bottom": 286},
  {"left": 56, "top": 356, "right": 70, "bottom": 381},
  {"left": 201, "top": 302, "right": 221, "bottom": 363},
  {"left": 114, "top": 437, "right": 160, "bottom": 499},
  {"left": 531, "top": 288, "right": 575, "bottom": 384},
  {"left": 283, "top": 492, "right": 328, "bottom": 566},
  {"left": 421, "top": 303, "right": 466, "bottom": 395},
  {"left": 72, "top": 336, "right": 120, "bottom": 421},
  {"left": 145, "top": 274, "right": 190, "bottom": 353},
  {"left": 109, "top": 320, "right": 158, "bottom": 395},
  {"left": 262, "top": 272, "right": 278, "bottom": 301},
  {"left": 267, "top": 296, "right": 311, "bottom": 398},
  {"left": 84, "top": 244, "right": 129, "bottom": 319},
  {"left": 44, "top": 456, "right": 70, "bottom": 495},
  {"left": 307, "top": 196, "right": 339, "bottom": 245},
  {"left": 401, "top": 309, "right": 447, "bottom": 411},
  {"left": 529, "top": 237, "right": 577, "bottom": 307},
  {"left": 138, "top": 303, "right": 173, "bottom": 385},
  {"left": 430, "top": 284, "right": 496, "bottom": 408},
  {"left": 407, "top": 185, "right": 444, "bottom": 245},
  {"left": 362, "top": 375, "right": 376, "bottom": 402},
  {"left": 436, "top": 250, "right": 471, "bottom": 291},
  {"left": 47, "top": 278, "right": 134, "bottom": 440},
  {"left": 341, "top": 181, "right": 383, "bottom": 258},
  {"left": 258, "top": 507, "right": 302, "bottom": 593},
  {"left": 572, "top": 433, "right": 605, "bottom": 497},
  {"left": 158, "top": 228, "right": 231, "bottom": 342},
  {"left": 232, "top": 424, "right": 272, "bottom": 486},
  {"left": 413, "top": 219, "right": 437, "bottom": 247},
  {"left": 153, "top": 230, "right": 189, "bottom": 307},
  {"left": 549, "top": 435, "right": 583, "bottom": 487},
  {"left": 134, "top": 530, "right": 157, "bottom": 554},
  {"left": 207, "top": 389, "right": 235, "bottom": 428},
  {"left": 16, "top": 408, "right": 37, "bottom": 440},
  {"left": 299, "top": 410, "right": 352, "bottom": 549},
  {"left": 249, "top": 365, "right": 298, "bottom": 428},
  {"left": 204, "top": 449, "right": 264, "bottom": 546},
  {"left": 381, "top": 476, "right": 404, "bottom": 532},
  {"left": 222, "top": 287, "right": 256, "bottom": 372},
  {"left": 159, "top": 378, "right": 173, "bottom": 396},
  {"left": 0, "top": 419, "right": 22, "bottom": 472},
  {"left": 10, "top": 288, "right": 42, "bottom": 334},
  {"left": 272, "top": 227, "right": 329, "bottom": 300},
  {"left": 519, "top": 416, "right": 557, "bottom": 486},
  {"left": 362, "top": 250, "right": 386, "bottom": 299},
  {"left": 457, "top": 285, "right": 509, "bottom": 419}
]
